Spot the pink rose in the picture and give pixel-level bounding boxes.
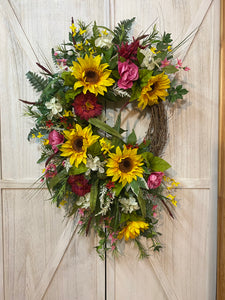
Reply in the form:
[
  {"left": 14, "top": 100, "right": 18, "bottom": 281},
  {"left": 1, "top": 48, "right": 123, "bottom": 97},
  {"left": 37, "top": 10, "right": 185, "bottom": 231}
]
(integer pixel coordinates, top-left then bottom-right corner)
[
  {"left": 48, "top": 130, "right": 64, "bottom": 153},
  {"left": 147, "top": 172, "right": 164, "bottom": 189},
  {"left": 118, "top": 61, "right": 139, "bottom": 89}
]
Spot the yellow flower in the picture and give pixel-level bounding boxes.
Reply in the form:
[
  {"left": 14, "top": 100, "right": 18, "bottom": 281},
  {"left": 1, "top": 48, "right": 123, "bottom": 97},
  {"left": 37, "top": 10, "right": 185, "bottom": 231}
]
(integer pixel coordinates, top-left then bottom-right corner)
[
  {"left": 60, "top": 124, "right": 99, "bottom": 167},
  {"left": 102, "top": 29, "right": 108, "bottom": 35},
  {"left": 118, "top": 221, "right": 149, "bottom": 241},
  {"left": 70, "top": 24, "right": 76, "bottom": 37},
  {"left": 167, "top": 194, "right": 177, "bottom": 207},
  {"left": 71, "top": 54, "right": 115, "bottom": 96},
  {"left": 167, "top": 45, "right": 172, "bottom": 52},
  {"left": 79, "top": 28, "right": 86, "bottom": 35},
  {"left": 75, "top": 42, "right": 83, "bottom": 51},
  {"left": 32, "top": 133, "right": 36, "bottom": 138},
  {"left": 37, "top": 132, "right": 44, "bottom": 138},
  {"left": 63, "top": 110, "right": 74, "bottom": 117},
  {"left": 59, "top": 199, "right": 67, "bottom": 207},
  {"left": 100, "top": 138, "right": 114, "bottom": 155},
  {"left": 106, "top": 145, "right": 144, "bottom": 186},
  {"left": 138, "top": 73, "right": 170, "bottom": 109},
  {"left": 43, "top": 139, "right": 49, "bottom": 145},
  {"left": 150, "top": 47, "right": 156, "bottom": 54}
]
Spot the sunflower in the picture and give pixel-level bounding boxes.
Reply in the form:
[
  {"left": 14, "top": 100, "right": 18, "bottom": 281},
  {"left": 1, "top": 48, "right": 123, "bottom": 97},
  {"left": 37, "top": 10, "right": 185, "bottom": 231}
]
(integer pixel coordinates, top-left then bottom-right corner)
[
  {"left": 60, "top": 124, "right": 99, "bottom": 167},
  {"left": 106, "top": 145, "right": 144, "bottom": 186},
  {"left": 71, "top": 54, "right": 115, "bottom": 96},
  {"left": 118, "top": 221, "right": 149, "bottom": 241},
  {"left": 138, "top": 73, "right": 170, "bottom": 110}
]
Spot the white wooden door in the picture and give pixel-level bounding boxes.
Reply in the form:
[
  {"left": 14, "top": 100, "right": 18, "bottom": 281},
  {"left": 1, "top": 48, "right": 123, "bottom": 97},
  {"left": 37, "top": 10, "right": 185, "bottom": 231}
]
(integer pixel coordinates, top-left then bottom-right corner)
[{"left": 0, "top": 0, "right": 219, "bottom": 299}]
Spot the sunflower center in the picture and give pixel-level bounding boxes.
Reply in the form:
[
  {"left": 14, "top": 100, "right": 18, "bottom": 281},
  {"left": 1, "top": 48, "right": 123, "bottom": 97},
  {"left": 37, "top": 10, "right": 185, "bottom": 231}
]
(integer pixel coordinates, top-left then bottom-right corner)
[
  {"left": 85, "top": 70, "right": 100, "bottom": 84},
  {"left": 119, "top": 157, "right": 134, "bottom": 173},
  {"left": 72, "top": 136, "right": 84, "bottom": 152},
  {"left": 151, "top": 82, "right": 156, "bottom": 91}
]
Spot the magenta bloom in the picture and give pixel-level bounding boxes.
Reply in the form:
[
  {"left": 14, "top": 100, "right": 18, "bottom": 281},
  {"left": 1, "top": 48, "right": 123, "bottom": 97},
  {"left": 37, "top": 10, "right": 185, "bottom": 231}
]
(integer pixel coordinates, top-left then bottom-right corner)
[
  {"left": 68, "top": 175, "right": 91, "bottom": 196},
  {"left": 118, "top": 61, "right": 139, "bottom": 89},
  {"left": 48, "top": 130, "right": 64, "bottom": 153},
  {"left": 147, "top": 172, "right": 164, "bottom": 189}
]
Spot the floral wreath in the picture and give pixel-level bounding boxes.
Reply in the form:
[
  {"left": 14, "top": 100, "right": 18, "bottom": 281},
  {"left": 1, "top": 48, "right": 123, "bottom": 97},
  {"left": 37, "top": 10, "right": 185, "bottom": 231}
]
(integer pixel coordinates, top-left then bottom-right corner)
[{"left": 21, "top": 18, "right": 189, "bottom": 259}]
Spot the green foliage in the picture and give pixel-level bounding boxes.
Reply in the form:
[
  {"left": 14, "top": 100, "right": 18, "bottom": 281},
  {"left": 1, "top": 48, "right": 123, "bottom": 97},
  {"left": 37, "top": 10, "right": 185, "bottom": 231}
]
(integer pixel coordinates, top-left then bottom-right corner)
[
  {"left": 127, "top": 130, "right": 137, "bottom": 145},
  {"left": 88, "top": 118, "right": 123, "bottom": 139},
  {"left": 113, "top": 17, "right": 135, "bottom": 45},
  {"left": 69, "top": 163, "right": 88, "bottom": 175},
  {"left": 90, "top": 179, "right": 99, "bottom": 212},
  {"left": 167, "top": 84, "right": 188, "bottom": 103},
  {"left": 26, "top": 71, "right": 49, "bottom": 92}
]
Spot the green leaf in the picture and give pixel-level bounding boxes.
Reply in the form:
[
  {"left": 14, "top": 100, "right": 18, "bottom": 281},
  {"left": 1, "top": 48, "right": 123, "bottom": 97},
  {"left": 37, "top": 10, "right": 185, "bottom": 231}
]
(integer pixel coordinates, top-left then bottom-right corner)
[
  {"left": 137, "top": 190, "right": 146, "bottom": 218},
  {"left": 120, "top": 213, "right": 130, "bottom": 224},
  {"left": 114, "top": 112, "right": 121, "bottom": 132},
  {"left": 65, "top": 89, "right": 82, "bottom": 102},
  {"left": 113, "top": 17, "right": 135, "bottom": 45},
  {"left": 137, "top": 48, "right": 145, "bottom": 65},
  {"left": 113, "top": 182, "right": 123, "bottom": 197},
  {"left": 130, "top": 83, "right": 142, "bottom": 102},
  {"left": 69, "top": 163, "right": 88, "bottom": 175},
  {"left": 102, "top": 46, "right": 114, "bottom": 62},
  {"left": 48, "top": 169, "right": 67, "bottom": 189},
  {"left": 141, "top": 152, "right": 154, "bottom": 168},
  {"left": 127, "top": 129, "right": 137, "bottom": 145},
  {"left": 162, "top": 65, "right": 178, "bottom": 74},
  {"left": 87, "top": 141, "right": 102, "bottom": 157},
  {"left": 26, "top": 71, "right": 49, "bottom": 92},
  {"left": 90, "top": 179, "right": 99, "bottom": 212},
  {"left": 88, "top": 118, "right": 123, "bottom": 139},
  {"left": 151, "top": 156, "right": 171, "bottom": 172},
  {"left": 139, "top": 69, "right": 153, "bottom": 84},
  {"left": 61, "top": 72, "right": 76, "bottom": 86}
]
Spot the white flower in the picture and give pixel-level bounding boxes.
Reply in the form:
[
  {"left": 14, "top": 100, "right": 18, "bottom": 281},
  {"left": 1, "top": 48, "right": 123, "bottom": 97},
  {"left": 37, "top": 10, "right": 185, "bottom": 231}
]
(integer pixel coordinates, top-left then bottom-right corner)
[
  {"left": 45, "top": 98, "right": 62, "bottom": 116},
  {"left": 119, "top": 196, "right": 139, "bottom": 214},
  {"left": 77, "top": 193, "right": 91, "bottom": 209},
  {"left": 140, "top": 48, "right": 161, "bottom": 70},
  {"left": 85, "top": 154, "right": 105, "bottom": 175},
  {"left": 95, "top": 33, "right": 114, "bottom": 48},
  {"left": 63, "top": 159, "right": 72, "bottom": 172},
  {"left": 96, "top": 186, "right": 114, "bottom": 216}
]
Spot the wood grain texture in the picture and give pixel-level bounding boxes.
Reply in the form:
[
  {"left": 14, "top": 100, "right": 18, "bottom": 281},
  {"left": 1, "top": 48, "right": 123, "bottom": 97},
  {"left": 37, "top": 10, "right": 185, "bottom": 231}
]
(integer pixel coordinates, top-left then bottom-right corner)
[
  {"left": 217, "top": 0, "right": 225, "bottom": 298},
  {"left": 107, "top": 0, "right": 219, "bottom": 299}
]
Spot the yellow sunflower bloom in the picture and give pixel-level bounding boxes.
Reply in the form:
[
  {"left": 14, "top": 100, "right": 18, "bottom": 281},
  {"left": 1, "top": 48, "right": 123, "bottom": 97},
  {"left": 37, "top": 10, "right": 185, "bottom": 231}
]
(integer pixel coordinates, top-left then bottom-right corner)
[
  {"left": 118, "top": 221, "right": 149, "bottom": 241},
  {"left": 138, "top": 73, "right": 170, "bottom": 110},
  {"left": 106, "top": 145, "right": 144, "bottom": 187},
  {"left": 71, "top": 54, "right": 115, "bottom": 96},
  {"left": 60, "top": 124, "right": 99, "bottom": 167}
]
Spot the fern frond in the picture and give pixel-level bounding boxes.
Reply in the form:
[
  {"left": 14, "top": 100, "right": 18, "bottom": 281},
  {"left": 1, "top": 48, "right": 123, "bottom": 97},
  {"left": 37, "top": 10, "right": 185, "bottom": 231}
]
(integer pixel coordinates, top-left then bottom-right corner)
[
  {"left": 26, "top": 71, "right": 49, "bottom": 93},
  {"left": 113, "top": 17, "right": 135, "bottom": 45}
]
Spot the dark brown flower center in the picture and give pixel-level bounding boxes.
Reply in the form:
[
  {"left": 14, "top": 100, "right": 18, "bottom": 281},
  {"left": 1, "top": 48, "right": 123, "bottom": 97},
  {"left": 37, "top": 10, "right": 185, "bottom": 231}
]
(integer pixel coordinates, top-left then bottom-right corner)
[
  {"left": 119, "top": 157, "right": 133, "bottom": 173},
  {"left": 72, "top": 136, "right": 83, "bottom": 152},
  {"left": 85, "top": 70, "right": 100, "bottom": 84}
]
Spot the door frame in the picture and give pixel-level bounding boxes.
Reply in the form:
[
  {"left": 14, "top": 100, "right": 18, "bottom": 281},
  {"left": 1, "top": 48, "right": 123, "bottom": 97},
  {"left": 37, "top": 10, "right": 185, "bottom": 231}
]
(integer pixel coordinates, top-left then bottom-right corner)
[{"left": 217, "top": 0, "right": 225, "bottom": 298}]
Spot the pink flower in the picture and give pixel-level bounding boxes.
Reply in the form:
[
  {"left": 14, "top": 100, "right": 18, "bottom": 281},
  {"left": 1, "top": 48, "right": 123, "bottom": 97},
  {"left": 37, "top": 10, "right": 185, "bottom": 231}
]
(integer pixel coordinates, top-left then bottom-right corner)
[
  {"left": 147, "top": 172, "right": 164, "bottom": 189},
  {"left": 48, "top": 130, "right": 64, "bottom": 153},
  {"left": 45, "top": 163, "right": 57, "bottom": 178},
  {"left": 118, "top": 61, "right": 139, "bottom": 89},
  {"left": 176, "top": 59, "right": 183, "bottom": 68},
  {"left": 184, "top": 66, "right": 190, "bottom": 71},
  {"left": 160, "top": 58, "right": 170, "bottom": 68}
]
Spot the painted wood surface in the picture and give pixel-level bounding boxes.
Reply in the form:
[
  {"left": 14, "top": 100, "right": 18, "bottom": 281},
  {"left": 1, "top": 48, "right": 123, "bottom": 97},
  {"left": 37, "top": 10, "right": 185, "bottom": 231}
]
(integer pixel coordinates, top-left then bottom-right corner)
[
  {"left": 0, "top": 0, "right": 220, "bottom": 299},
  {"left": 106, "top": 0, "right": 219, "bottom": 299}
]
